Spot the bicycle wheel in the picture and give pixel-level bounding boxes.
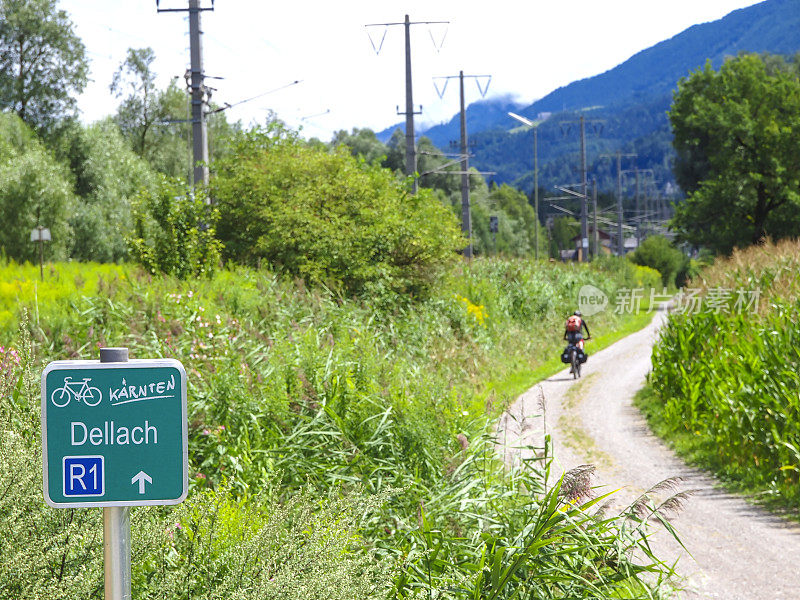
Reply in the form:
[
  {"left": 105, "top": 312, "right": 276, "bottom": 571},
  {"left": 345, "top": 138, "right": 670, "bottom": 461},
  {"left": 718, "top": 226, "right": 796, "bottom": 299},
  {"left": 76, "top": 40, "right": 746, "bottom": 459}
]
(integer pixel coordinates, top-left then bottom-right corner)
[
  {"left": 83, "top": 386, "right": 102, "bottom": 406},
  {"left": 51, "top": 387, "right": 71, "bottom": 407},
  {"left": 571, "top": 350, "right": 579, "bottom": 379}
]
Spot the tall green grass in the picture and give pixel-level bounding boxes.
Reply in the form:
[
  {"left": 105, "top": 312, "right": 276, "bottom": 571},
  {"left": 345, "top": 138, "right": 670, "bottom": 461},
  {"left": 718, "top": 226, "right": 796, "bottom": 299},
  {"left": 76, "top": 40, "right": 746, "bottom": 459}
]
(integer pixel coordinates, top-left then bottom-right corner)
[
  {"left": 649, "top": 240, "right": 800, "bottom": 510},
  {"left": 0, "top": 256, "right": 676, "bottom": 598}
]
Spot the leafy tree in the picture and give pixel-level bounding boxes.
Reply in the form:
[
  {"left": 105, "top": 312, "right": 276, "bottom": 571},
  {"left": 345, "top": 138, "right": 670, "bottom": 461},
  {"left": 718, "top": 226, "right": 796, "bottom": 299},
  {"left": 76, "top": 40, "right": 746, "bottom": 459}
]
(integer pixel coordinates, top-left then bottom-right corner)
[
  {"left": 212, "top": 124, "right": 464, "bottom": 297},
  {"left": 471, "top": 199, "right": 528, "bottom": 257},
  {"left": 469, "top": 183, "right": 528, "bottom": 257},
  {"left": 488, "top": 184, "right": 548, "bottom": 257},
  {"left": 383, "top": 128, "right": 405, "bottom": 173},
  {"left": 550, "top": 216, "right": 580, "bottom": 257},
  {"left": 143, "top": 78, "right": 192, "bottom": 180},
  {"left": 628, "top": 235, "right": 686, "bottom": 288},
  {"left": 0, "top": 0, "right": 88, "bottom": 131},
  {"left": 669, "top": 53, "right": 800, "bottom": 252},
  {"left": 59, "top": 118, "right": 157, "bottom": 262},
  {"left": 330, "top": 128, "right": 388, "bottom": 165},
  {"left": 111, "top": 47, "right": 163, "bottom": 158},
  {"left": 0, "top": 112, "right": 73, "bottom": 261},
  {"left": 417, "top": 136, "right": 463, "bottom": 197},
  {"left": 111, "top": 49, "right": 190, "bottom": 180},
  {"left": 111, "top": 49, "right": 241, "bottom": 181},
  {"left": 206, "top": 102, "right": 242, "bottom": 166},
  {"left": 127, "top": 176, "right": 221, "bottom": 279}
]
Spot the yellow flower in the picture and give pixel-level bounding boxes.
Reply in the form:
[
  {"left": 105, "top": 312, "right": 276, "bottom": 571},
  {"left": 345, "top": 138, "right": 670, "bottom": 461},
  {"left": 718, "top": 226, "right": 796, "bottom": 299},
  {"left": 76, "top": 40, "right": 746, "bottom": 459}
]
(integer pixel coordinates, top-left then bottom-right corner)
[{"left": 454, "top": 294, "right": 487, "bottom": 326}]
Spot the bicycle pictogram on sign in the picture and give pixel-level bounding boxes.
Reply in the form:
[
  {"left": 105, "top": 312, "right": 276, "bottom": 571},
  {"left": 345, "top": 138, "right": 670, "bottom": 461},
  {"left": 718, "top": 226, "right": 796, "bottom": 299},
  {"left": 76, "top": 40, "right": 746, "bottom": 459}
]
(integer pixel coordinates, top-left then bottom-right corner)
[{"left": 50, "top": 376, "right": 102, "bottom": 407}]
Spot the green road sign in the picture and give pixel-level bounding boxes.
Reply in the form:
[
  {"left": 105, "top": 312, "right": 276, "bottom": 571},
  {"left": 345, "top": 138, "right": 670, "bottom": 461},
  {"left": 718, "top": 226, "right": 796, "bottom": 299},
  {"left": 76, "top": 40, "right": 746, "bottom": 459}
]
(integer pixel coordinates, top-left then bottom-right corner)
[{"left": 42, "top": 359, "right": 188, "bottom": 508}]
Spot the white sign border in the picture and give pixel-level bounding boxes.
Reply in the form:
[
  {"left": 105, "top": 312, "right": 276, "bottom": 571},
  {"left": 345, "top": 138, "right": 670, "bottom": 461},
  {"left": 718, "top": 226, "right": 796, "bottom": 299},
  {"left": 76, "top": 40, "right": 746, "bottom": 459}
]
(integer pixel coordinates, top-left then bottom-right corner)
[{"left": 41, "top": 358, "right": 188, "bottom": 508}]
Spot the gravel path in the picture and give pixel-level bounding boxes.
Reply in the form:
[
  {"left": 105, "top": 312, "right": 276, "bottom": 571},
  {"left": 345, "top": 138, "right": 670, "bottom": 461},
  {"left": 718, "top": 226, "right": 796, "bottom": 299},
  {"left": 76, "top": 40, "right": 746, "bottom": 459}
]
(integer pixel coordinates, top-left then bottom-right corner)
[{"left": 500, "top": 306, "right": 800, "bottom": 599}]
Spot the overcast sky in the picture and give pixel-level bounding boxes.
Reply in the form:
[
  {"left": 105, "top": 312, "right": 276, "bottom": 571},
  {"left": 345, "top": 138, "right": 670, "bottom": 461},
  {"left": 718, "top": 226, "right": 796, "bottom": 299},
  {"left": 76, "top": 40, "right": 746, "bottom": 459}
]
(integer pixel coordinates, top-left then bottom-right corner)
[{"left": 59, "top": 0, "right": 763, "bottom": 141}]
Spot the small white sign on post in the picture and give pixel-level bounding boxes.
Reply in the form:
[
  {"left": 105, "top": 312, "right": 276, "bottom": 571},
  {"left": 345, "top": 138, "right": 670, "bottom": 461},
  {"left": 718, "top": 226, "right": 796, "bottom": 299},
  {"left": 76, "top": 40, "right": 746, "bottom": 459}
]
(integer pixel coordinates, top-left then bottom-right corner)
[{"left": 30, "top": 227, "right": 51, "bottom": 241}]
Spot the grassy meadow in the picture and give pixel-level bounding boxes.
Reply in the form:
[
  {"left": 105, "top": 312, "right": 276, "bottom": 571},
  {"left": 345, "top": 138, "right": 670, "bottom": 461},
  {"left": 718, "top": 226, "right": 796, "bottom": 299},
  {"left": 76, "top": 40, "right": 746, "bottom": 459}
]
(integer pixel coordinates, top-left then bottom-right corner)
[{"left": 0, "top": 256, "right": 682, "bottom": 599}]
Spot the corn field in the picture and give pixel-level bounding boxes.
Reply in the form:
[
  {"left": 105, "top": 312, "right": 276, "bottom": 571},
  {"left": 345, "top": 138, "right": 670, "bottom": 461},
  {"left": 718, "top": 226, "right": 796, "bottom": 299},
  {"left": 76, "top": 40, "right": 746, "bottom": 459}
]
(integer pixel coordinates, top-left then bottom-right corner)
[{"left": 650, "top": 240, "right": 800, "bottom": 506}]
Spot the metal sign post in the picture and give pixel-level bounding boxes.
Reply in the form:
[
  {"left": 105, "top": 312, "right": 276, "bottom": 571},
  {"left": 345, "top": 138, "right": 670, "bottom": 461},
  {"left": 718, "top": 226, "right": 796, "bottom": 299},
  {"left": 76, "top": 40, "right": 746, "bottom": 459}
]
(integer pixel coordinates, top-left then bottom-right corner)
[
  {"left": 41, "top": 348, "right": 188, "bottom": 599},
  {"left": 29, "top": 225, "right": 51, "bottom": 281}
]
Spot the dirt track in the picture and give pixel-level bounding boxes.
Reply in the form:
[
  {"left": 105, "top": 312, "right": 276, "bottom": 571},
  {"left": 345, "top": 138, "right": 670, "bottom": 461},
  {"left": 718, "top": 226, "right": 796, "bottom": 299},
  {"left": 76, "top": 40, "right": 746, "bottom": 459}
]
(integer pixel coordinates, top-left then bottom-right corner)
[{"left": 500, "top": 306, "right": 800, "bottom": 599}]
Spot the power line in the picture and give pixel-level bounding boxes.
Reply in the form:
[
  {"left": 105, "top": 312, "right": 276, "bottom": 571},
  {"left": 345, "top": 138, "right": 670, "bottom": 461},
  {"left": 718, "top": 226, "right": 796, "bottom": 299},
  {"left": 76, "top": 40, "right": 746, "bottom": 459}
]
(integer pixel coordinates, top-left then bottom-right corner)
[
  {"left": 207, "top": 80, "right": 302, "bottom": 114},
  {"left": 600, "top": 152, "right": 637, "bottom": 255}
]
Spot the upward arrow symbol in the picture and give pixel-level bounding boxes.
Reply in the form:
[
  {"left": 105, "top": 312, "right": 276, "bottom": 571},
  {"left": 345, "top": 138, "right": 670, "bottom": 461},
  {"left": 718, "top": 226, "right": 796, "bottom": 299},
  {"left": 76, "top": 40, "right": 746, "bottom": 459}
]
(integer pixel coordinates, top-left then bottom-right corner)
[{"left": 131, "top": 471, "right": 152, "bottom": 494}]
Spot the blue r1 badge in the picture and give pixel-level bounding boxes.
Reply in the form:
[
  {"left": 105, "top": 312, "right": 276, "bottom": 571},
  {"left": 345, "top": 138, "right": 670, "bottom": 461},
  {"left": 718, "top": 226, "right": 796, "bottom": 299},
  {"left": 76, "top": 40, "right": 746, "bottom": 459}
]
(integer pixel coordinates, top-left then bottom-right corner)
[{"left": 63, "top": 456, "right": 104, "bottom": 497}]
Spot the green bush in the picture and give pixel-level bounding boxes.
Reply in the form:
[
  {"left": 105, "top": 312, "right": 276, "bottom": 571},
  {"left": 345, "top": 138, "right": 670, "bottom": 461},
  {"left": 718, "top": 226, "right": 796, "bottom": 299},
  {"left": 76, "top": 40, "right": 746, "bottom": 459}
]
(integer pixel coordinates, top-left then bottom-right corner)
[
  {"left": 136, "top": 487, "right": 392, "bottom": 600},
  {"left": 127, "top": 176, "right": 222, "bottom": 279},
  {"left": 59, "top": 118, "right": 157, "bottom": 262},
  {"left": 593, "top": 255, "right": 662, "bottom": 290},
  {"left": 628, "top": 235, "right": 687, "bottom": 288},
  {"left": 0, "top": 112, "right": 74, "bottom": 261},
  {"left": 212, "top": 124, "right": 464, "bottom": 297}
]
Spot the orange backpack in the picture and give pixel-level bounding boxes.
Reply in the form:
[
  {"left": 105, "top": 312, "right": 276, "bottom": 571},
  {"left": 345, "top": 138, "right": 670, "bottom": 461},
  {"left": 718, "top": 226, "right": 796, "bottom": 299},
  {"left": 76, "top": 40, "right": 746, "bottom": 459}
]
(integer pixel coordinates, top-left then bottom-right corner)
[{"left": 566, "top": 315, "right": 582, "bottom": 332}]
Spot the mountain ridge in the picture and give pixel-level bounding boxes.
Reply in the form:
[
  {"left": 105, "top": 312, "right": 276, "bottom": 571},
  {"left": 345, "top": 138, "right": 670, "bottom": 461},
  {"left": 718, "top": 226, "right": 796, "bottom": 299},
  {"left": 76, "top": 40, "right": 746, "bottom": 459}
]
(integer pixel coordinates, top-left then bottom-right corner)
[{"left": 376, "top": 0, "right": 800, "bottom": 195}]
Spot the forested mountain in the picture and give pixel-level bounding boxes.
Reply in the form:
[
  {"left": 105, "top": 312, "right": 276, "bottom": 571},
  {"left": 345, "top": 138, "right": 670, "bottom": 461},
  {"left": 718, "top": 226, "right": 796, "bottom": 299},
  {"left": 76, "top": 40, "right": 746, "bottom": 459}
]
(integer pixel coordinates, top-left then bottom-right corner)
[{"left": 378, "top": 0, "right": 800, "bottom": 197}]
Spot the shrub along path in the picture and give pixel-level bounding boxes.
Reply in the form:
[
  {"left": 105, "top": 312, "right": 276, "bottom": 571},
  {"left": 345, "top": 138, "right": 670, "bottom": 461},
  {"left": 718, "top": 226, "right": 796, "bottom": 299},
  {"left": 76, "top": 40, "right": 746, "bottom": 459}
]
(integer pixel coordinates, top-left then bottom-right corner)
[{"left": 500, "top": 306, "right": 800, "bottom": 599}]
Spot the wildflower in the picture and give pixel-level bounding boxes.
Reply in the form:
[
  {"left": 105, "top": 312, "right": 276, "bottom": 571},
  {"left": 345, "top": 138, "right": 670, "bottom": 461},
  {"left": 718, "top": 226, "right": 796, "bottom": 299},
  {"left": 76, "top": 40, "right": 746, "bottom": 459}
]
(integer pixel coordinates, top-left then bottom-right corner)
[
  {"left": 453, "top": 294, "right": 487, "bottom": 326},
  {"left": 195, "top": 473, "right": 206, "bottom": 480}
]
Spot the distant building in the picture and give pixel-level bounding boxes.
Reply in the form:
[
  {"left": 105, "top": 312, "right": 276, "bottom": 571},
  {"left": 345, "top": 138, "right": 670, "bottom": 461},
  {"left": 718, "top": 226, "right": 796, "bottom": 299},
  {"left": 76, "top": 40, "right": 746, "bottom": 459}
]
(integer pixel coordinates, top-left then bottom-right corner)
[
  {"left": 559, "top": 249, "right": 578, "bottom": 262},
  {"left": 623, "top": 237, "right": 638, "bottom": 254},
  {"left": 568, "top": 227, "right": 614, "bottom": 261}
]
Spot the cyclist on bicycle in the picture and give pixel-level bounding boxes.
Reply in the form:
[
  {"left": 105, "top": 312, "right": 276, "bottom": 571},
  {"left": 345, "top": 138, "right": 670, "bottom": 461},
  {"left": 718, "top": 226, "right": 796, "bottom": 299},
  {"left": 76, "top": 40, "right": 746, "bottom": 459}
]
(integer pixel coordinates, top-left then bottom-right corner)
[{"left": 564, "top": 310, "right": 591, "bottom": 352}]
